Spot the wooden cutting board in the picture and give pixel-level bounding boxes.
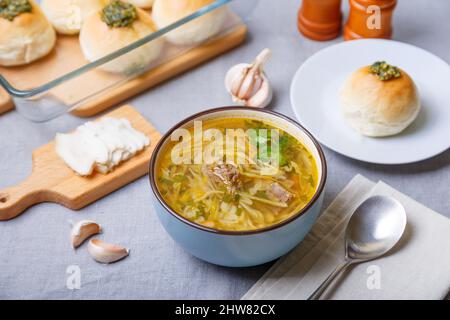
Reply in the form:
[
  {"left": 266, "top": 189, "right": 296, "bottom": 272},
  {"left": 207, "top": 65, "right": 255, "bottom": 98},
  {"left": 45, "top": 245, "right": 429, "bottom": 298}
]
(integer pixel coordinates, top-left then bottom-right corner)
[
  {"left": 0, "top": 105, "right": 161, "bottom": 220},
  {"left": 0, "top": 22, "right": 246, "bottom": 118}
]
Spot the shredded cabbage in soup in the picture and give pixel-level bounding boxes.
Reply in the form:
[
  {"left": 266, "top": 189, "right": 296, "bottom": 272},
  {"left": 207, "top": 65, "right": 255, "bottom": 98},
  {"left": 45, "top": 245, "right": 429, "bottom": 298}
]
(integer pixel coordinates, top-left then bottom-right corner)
[{"left": 156, "top": 118, "right": 318, "bottom": 231}]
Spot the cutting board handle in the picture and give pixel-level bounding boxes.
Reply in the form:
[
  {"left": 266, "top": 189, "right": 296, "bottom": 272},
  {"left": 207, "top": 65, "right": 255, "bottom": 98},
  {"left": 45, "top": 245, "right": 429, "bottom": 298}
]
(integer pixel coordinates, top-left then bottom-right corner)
[{"left": 0, "top": 176, "right": 50, "bottom": 220}]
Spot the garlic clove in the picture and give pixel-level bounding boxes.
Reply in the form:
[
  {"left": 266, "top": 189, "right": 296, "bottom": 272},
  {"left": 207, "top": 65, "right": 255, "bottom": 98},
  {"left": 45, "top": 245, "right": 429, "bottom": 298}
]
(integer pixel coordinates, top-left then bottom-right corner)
[
  {"left": 71, "top": 220, "right": 102, "bottom": 248},
  {"left": 225, "top": 49, "right": 273, "bottom": 108},
  {"left": 237, "top": 67, "right": 260, "bottom": 100},
  {"left": 246, "top": 73, "right": 273, "bottom": 108},
  {"left": 87, "top": 239, "right": 129, "bottom": 264},
  {"left": 225, "top": 63, "right": 249, "bottom": 98}
]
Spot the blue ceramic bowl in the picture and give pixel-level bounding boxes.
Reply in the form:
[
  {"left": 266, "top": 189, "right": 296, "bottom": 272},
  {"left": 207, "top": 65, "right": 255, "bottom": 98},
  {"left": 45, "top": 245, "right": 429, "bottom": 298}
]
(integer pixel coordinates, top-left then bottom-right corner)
[{"left": 149, "top": 107, "right": 327, "bottom": 267}]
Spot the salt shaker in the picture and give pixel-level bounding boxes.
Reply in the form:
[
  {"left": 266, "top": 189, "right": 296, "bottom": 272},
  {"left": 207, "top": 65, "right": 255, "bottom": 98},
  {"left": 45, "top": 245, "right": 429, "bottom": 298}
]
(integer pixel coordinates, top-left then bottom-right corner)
[
  {"left": 344, "top": 0, "right": 397, "bottom": 40},
  {"left": 297, "top": 0, "right": 342, "bottom": 41}
]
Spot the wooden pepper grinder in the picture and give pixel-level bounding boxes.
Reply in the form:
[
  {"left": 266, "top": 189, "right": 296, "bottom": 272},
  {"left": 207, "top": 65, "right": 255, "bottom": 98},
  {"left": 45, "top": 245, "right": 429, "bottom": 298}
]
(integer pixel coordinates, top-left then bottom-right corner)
[
  {"left": 298, "top": 0, "right": 342, "bottom": 41},
  {"left": 344, "top": 0, "right": 397, "bottom": 40}
]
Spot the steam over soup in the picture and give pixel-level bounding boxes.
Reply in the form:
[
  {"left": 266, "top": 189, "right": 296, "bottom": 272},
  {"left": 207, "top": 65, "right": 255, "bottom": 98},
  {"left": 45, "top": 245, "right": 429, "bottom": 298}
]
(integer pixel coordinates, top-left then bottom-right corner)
[{"left": 156, "top": 118, "right": 318, "bottom": 231}]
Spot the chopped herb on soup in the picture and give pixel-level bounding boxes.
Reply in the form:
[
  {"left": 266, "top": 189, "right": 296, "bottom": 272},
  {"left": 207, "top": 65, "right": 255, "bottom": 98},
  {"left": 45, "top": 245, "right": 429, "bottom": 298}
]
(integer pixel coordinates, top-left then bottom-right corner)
[
  {"left": 156, "top": 118, "right": 319, "bottom": 232},
  {"left": 0, "top": 0, "right": 31, "bottom": 21}
]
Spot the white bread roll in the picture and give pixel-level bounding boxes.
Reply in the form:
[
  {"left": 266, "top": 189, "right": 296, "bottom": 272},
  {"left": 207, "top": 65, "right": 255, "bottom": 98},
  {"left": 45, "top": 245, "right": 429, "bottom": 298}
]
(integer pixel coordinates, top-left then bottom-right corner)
[
  {"left": 124, "top": 0, "right": 154, "bottom": 9},
  {"left": 340, "top": 66, "right": 421, "bottom": 137},
  {"left": 0, "top": 0, "right": 56, "bottom": 66},
  {"left": 79, "top": 2, "right": 163, "bottom": 73},
  {"left": 152, "top": 0, "right": 228, "bottom": 45},
  {"left": 41, "top": 0, "right": 104, "bottom": 35}
]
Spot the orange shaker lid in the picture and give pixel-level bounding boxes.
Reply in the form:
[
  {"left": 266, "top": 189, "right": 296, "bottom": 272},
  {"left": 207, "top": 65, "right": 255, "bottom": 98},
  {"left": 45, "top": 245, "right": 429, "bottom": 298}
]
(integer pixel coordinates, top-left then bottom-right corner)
[{"left": 298, "top": 0, "right": 343, "bottom": 41}]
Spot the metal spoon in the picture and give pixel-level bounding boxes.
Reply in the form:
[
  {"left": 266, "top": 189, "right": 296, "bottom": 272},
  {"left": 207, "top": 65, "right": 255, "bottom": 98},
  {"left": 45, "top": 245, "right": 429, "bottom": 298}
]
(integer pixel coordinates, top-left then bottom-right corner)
[{"left": 308, "top": 195, "right": 407, "bottom": 300}]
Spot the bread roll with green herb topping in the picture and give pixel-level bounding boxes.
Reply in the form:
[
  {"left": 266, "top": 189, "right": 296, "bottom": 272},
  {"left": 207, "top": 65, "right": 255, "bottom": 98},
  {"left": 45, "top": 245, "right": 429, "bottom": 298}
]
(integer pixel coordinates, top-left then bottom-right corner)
[
  {"left": 340, "top": 63, "right": 421, "bottom": 137},
  {"left": 0, "top": 0, "right": 56, "bottom": 66},
  {"left": 79, "top": 0, "right": 163, "bottom": 73},
  {"left": 152, "top": 0, "right": 228, "bottom": 45},
  {"left": 41, "top": 0, "right": 104, "bottom": 35}
]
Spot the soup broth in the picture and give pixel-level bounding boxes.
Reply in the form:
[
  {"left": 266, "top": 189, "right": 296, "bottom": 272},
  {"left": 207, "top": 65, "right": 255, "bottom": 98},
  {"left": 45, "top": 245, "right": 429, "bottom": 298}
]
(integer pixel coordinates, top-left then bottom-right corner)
[{"left": 156, "top": 118, "right": 319, "bottom": 231}]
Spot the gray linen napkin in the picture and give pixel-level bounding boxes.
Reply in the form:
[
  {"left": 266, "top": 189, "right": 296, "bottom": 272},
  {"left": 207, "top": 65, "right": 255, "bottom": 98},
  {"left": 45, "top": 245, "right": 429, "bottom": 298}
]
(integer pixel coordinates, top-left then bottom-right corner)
[{"left": 242, "top": 175, "right": 450, "bottom": 300}]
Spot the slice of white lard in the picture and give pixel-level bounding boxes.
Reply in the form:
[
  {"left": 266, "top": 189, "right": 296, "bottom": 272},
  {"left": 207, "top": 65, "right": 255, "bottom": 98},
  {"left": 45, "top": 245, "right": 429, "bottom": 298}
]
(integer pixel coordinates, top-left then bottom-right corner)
[{"left": 55, "top": 117, "right": 150, "bottom": 176}]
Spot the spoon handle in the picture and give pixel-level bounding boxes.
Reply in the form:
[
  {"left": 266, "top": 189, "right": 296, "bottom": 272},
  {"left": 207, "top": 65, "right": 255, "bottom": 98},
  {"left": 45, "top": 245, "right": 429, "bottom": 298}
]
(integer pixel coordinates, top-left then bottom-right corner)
[{"left": 307, "top": 260, "right": 352, "bottom": 300}]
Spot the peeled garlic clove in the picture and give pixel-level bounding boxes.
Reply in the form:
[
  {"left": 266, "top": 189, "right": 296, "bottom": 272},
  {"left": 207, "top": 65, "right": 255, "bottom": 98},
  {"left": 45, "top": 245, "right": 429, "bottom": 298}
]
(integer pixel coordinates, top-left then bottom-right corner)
[
  {"left": 87, "top": 239, "right": 129, "bottom": 264},
  {"left": 225, "top": 48, "right": 273, "bottom": 108},
  {"left": 71, "top": 220, "right": 102, "bottom": 248}
]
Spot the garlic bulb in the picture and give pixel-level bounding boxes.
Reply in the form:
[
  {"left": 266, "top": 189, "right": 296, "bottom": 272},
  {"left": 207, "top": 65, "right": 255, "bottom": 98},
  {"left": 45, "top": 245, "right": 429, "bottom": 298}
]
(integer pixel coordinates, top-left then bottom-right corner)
[
  {"left": 225, "top": 48, "right": 273, "bottom": 108},
  {"left": 70, "top": 220, "right": 102, "bottom": 248},
  {"left": 87, "top": 239, "right": 129, "bottom": 264}
]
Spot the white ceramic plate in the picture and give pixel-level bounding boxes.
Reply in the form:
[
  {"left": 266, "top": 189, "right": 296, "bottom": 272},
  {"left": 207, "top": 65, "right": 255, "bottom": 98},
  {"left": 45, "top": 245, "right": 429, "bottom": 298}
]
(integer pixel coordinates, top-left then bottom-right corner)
[{"left": 290, "top": 39, "right": 450, "bottom": 164}]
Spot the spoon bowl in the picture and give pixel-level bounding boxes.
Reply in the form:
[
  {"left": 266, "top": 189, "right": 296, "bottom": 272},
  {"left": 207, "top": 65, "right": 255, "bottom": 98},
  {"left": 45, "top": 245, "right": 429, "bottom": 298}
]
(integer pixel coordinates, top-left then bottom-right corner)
[{"left": 346, "top": 195, "right": 407, "bottom": 261}]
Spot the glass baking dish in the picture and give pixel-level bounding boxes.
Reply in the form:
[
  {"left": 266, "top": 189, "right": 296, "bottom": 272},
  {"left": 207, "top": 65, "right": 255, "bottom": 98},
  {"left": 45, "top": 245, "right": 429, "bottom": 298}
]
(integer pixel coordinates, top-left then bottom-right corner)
[{"left": 0, "top": 0, "right": 256, "bottom": 122}]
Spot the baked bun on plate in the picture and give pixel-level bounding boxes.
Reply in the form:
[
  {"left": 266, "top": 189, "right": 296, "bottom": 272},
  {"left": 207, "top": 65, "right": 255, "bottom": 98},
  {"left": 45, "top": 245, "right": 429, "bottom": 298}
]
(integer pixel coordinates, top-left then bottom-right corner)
[
  {"left": 340, "top": 62, "right": 421, "bottom": 137},
  {"left": 80, "top": 0, "right": 163, "bottom": 73},
  {"left": 0, "top": 0, "right": 56, "bottom": 66},
  {"left": 152, "top": 0, "right": 228, "bottom": 45},
  {"left": 41, "top": 0, "right": 104, "bottom": 35}
]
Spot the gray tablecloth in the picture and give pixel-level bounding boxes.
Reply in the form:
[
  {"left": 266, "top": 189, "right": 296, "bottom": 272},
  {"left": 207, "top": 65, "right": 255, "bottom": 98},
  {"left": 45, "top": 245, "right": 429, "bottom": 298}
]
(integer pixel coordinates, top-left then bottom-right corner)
[{"left": 0, "top": 0, "right": 449, "bottom": 299}]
